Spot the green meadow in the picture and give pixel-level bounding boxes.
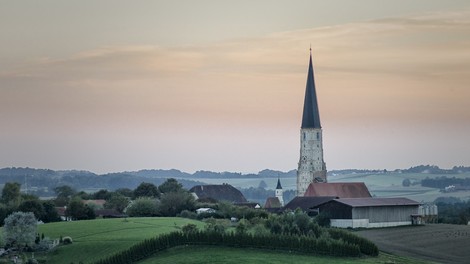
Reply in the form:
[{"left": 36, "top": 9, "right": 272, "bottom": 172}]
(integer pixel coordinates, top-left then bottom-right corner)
[
  {"left": 0, "top": 217, "right": 428, "bottom": 264},
  {"left": 136, "top": 246, "right": 428, "bottom": 264},
  {"left": 36, "top": 217, "right": 204, "bottom": 264}
]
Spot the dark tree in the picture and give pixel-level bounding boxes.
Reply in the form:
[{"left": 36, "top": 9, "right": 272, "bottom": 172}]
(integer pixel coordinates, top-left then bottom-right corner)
[
  {"left": 158, "top": 178, "right": 183, "bottom": 194},
  {"left": 18, "top": 199, "right": 45, "bottom": 220},
  {"left": 93, "top": 189, "right": 111, "bottom": 200},
  {"left": 134, "top": 182, "right": 160, "bottom": 198},
  {"left": 41, "top": 200, "right": 61, "bottom": 223},
  {"left": 115, "top": 188, "right": 134, "bottom": 198},
  {"left": 104, "top": 193, "right": 129, "bottom": 213},
  {"left": 1, "top": 182, "right": 21, "bottom": 205},
  {"left": 159, "top": 191, "right": 195, "bottom": 216}
]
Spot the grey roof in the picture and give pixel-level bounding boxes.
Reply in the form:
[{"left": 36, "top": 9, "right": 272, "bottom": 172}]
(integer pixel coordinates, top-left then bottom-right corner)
[
  {"left": 284, "top": 196, "right": 337, "bottom": 211},
  {"left": 276, "top": 178, "right": 282, "bottom": 189},
  {"left": 331, "top": 197, "right": 420, "bottom": 208},
  {"left": 301, "top": 53, "right": 321, "bottom": 129}
]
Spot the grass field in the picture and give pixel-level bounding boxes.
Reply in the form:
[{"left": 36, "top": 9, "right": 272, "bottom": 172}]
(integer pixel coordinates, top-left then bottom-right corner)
[
  {"left": 356, "top": 224, "right": 470, "bottom": 264},
  {"left": 36, "top": 217, "right": 204, "bottom": 264},
  {"left": 136, "top": 246, "right": 428, "bottom": 264}
]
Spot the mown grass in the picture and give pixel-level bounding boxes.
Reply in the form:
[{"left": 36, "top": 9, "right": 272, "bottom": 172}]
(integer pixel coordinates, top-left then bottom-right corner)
[
  {"left": 136, "top": 246, "right": 428, "bottom": 264},
  {"left": 36, "top": 217, "right": 204, "bottom": 264}
]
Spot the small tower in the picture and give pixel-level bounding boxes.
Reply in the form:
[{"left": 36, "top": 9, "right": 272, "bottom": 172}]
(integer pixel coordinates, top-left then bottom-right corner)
[
  {"left": 275, "top": 178, "right": 284, "bottom": 206},
  {"left": 297, "top": 49, "right": 327, "bottom": 196}
]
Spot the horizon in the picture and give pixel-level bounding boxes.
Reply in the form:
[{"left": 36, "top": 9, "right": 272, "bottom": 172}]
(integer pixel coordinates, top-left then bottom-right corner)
[{"left": 2, "top": 1, "right": 470, "bottom": 174}]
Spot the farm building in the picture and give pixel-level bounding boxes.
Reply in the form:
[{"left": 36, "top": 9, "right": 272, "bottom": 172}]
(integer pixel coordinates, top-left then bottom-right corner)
[
  {"left": 315, "top": 197, "right": 420, "bottom": 228},
  {"left": 190, "top": 184, "right": 247, "bottom": 203},
  {"left": 283, "top": 196, "right": 336, "bottom": 215},
  {"left": 303, "top": 182, "right": 371, "bottom": 198}
]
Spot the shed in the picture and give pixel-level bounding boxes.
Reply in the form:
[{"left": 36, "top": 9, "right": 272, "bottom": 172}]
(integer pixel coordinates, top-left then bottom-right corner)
[
  {"left": 316, "top": 197, "right": 420, "bottom": 228},
  {"left": 283, "top": 196, "right": 337, "bottom": 216}
]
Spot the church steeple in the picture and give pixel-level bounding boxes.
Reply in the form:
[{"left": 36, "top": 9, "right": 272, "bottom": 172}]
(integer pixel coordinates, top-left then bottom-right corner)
[
  {"left": 276, "top": 177, "right": 282, "bottom": 190},
  {"left": 301, "top": 51, "right": 321, "bottom": 129}
]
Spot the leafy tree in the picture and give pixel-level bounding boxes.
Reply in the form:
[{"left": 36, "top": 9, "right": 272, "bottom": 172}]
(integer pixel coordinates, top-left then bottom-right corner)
[
  {"left": 41, "top": 200, "right": 61, "bottom": 223},
  {"left": 18, "top": 199, "right": 45, "bottom": 220},
  {"left": 258, "top": 180, "right": 268, "bottom": 189},
  {"left": 402, "top": 178, "right": 411, "bottom": 187},
  {"left": 67, "top": 199, "right": 95, "bottom": 220},
  {"left": 181, "top": 223, "right": 198, "bottom": 234},
  {"left": 1, "top": 182, "right": 21, "bottom": 205},
  {"left": 115, "top": 188, "right": 133, "bottom": 198},
  {"left": 158, "top": 178, "right": 183, "bottom": 194},
  {"left": 126, "top": 198, "right": 159, "bottom": 217},
  {"left": 104, "top": 193, "right": 129, "bottom": 213},
  {"left": 54, "top": 185, "right": 76, "bottom": 199},
  {"left": 3, "top": 212, "right": 37, "bottom": 250},
  {"left": 158, "top": 191, "right": 195, "bottom": 217},
  {"left": 93, "top": 189, "right": 111, "bottom": 200},
  {"left": 134, "top": 182, "right": 160, "bottom": 198}
]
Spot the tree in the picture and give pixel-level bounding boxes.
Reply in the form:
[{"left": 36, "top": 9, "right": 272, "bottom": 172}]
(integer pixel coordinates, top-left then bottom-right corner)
[
  {"left": 115, "top": 188, "right": 134, "bottom": 198},
  {"left": 134, "top": 182, "right": 160, "bottom": 198},
  {"left": 402, "top": 178, "right": 411, "bottom": 187},
  {"left": 258, "top": 180, "right": 268, "bottom": 189},
  {"left": 3, "top": 212, "right": 37, "bottom": 250},
  {"left": 18, "top": 199, "right": 45, "bottom": 220},
  {"left": 126, "top": 198, "right": 159, "bottom": 217},
  {"left": 67, "top": 199, "right": 95, "bottom": 220},
  {"left": 104, "top": 193, "right": 129, "bottom": 213},
  {"left": 93, "top": 189, "right": 111, "bottom": 200},
  {"left": 1, "top": 182, "right": 21, "bottom": 205},
  {"left": 41, "top": 201, "right": 60, "bottom": 223},
  {"left": 54, "top": 185, "right": 76, "bottom": 199},
  {"left": 158, "top": 178, "right": 183, "bottom": 194},
  {"left": 159, "top": 191, "right": 195, "bottom": 217}
]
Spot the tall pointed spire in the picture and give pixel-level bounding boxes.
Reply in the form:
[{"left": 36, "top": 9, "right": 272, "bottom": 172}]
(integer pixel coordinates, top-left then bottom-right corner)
[
  {"left": 276, "top": 177, "right": 282, "bottom": 189},
  {"left": 301, "top": 51, "right": 321, "bottom": 128}
]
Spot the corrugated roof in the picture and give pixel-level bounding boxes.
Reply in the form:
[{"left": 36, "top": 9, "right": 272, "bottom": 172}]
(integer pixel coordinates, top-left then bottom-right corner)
[
  {"left": 301, "top": 53, "right": 321, "bottom": 129},
  {"left": 284, "top": 196, "right": 337, "bottom": 211},
  {"left": 304, "top": 182, "right": 371, "bottom": 198},
  {"left": 332, "top": 197, "right": 420, "bottom": 207}
]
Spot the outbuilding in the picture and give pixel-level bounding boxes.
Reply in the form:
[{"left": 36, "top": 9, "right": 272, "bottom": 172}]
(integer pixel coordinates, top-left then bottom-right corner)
[{"left": 316, "top": 197, "right": 420, "bottom": 228}]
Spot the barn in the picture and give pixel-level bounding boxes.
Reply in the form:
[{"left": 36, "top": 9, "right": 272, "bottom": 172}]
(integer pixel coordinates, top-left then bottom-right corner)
[{"left": 316, "top": 197, "right": 420, "bottom": 228}]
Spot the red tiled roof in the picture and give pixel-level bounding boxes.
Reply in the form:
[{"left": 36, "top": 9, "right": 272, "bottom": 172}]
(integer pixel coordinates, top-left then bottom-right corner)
[
  {"left": 264, "top": 197, "right": 281, "bottom": 208},
  {"left": 304, "top": 182, "right": 371, "bottom": 198}
]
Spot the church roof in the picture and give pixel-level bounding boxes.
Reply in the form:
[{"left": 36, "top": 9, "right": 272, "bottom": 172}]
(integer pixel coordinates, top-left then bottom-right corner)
[
  {"left": 304, "top": 182, "right": 371, "bottom": 198},
  {"left": 301, "top": 53, "right": 321, "bottom": 129},
  {"left": 276, "top": 178, "right": 282, "bottom": 189}
]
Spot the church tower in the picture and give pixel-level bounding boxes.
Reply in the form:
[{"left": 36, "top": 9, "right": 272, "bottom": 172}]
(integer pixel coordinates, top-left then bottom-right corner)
[
  {"left": 275, "top": 178, "right": 284, "bottom": 206},
  {"left": 297, "top": 50, "right": 327, "bottom": 196}
]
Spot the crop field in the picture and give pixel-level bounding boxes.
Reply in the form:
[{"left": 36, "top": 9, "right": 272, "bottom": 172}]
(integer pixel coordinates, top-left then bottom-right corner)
[
  {"left": 136, "top": 246, "right": 427, "bottom": 264},
  {"left": 356, "top": 224, "right": 470, "bottom": 264},
  {"left": 36, "top": 217, "right": 204, "bottom": 264}
]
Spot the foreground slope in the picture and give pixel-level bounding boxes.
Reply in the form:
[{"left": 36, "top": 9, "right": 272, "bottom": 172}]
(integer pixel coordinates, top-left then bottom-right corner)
[{"left": 37, "top": 217, "right": 204, "bottom": 264}]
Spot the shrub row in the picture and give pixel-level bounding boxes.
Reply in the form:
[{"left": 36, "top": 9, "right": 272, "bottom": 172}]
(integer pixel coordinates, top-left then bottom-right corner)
[
  {"left": 94, "top": 230, "right": 365, "bottom": 264},
  {"left": 327, "top": 228, "right": 379, "bottom": 256}
]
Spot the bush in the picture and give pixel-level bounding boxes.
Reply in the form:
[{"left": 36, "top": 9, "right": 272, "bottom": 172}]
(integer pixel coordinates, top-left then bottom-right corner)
[
  {"left": 62, "top": 236, "right": 73, "bottom": 245},
  {"left": 178, "top": 210, "right": 197, "bottom": 219}
]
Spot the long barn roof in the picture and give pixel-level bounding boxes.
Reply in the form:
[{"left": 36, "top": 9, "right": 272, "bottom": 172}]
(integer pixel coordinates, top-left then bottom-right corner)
[{"left": 331, "top": 197, "right": 420, "bottom": 207}]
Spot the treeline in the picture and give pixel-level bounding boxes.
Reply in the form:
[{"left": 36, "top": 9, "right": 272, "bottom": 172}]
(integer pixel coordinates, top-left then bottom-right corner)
[
  {"left": 95, "top": 228, "right": 377, "bottom": 264},
  {"left": 400, "top": 165, "right": 470, "bottom": 174},
  {"left": 421, "top": 177, "right": 470, "bottom": 189},
  {"left": 435, "top": 197, "right": 470, "bottom": 225},
  {"left": 0, "top": 167, "right": 204, "bottom": 197}
]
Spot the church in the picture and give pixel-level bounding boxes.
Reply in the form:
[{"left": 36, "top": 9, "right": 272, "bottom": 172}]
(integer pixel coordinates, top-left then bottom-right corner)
[
  {"left": 286, "top": 51, "right": 421, "bottom": 228},
  {"left": 296, "top": 50, "right": 370, "bottom": 198}
]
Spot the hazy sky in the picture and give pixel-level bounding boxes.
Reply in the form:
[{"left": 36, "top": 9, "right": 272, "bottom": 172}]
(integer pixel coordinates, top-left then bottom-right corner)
[{"left": 1, "top": 1, "right": 470, "bottom": 174}]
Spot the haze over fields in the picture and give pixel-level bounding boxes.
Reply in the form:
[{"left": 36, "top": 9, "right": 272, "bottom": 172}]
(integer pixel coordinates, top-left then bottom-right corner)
[{"left": 1, "top": 1, "right": 469, "bottom": 174}]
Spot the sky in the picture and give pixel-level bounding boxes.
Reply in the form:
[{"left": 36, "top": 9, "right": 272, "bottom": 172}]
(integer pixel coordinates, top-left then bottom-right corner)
[{"left": 1, "top": 1, "right": 470, "bottom": 174}]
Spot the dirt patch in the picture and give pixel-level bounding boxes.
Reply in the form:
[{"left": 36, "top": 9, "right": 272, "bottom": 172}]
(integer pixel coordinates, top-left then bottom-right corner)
[{"left": 355, "top": 224, "right": 470, "bottom": 264}]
